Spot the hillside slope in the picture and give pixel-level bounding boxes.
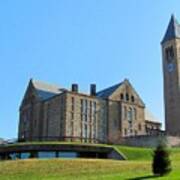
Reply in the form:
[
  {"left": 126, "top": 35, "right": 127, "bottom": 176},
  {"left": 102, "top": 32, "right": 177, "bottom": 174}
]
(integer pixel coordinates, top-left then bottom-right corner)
[{"left": 0, "top": 146, "right": 179, "bottom": 180}]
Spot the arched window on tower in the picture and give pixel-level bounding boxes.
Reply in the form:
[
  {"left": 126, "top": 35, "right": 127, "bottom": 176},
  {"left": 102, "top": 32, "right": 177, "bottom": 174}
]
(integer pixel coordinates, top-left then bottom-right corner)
[{"left": 165, "top": 46, "right": 174, "bottom": 61}]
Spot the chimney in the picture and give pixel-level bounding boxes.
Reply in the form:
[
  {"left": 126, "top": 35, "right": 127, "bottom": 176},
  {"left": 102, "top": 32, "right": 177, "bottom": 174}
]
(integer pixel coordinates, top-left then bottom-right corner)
[
  {"left": 90, "top": 84, "right": 96, "bottom": 96},
  {"left": 71, "top": 84, "right": 78, "bottom": 93}
]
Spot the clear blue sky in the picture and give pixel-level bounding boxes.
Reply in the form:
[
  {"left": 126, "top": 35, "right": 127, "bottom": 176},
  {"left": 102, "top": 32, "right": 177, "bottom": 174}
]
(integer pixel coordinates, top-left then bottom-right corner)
[{"left": 0, "top": 1, "right": 179, "bottom": 139}]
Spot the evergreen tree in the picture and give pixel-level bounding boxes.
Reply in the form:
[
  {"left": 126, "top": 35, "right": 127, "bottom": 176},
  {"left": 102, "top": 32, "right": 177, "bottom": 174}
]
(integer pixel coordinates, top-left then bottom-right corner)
[{"left": 152, "top": 143, "right": 172, "bottom": 176}]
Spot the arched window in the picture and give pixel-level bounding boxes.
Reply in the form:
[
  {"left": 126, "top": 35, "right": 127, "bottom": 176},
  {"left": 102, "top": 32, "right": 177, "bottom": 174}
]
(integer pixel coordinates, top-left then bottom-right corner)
[
  {"left": 126, "top": 93, "right": 129, "bottom": 101},
  {"left": 138, "top": 123, "right": 142, "bottom": 131},
  {"left": 131, "top": 96, "right": 135, "bottom": 103},
  {"left": 128, "top": 107, "right": 133, "bottom": 122},
  {"left": 120, "top": 93, "right": 124, "bottom": 100},
  {"left": 165, "top": 46, "right": 174, "bottom": 61}
]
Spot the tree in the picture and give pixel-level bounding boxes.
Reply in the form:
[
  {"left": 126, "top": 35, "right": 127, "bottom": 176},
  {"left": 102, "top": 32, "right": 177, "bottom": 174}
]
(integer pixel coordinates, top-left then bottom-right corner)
[{"left": 152, "top": 143, "right": 172, "bottom": 176}]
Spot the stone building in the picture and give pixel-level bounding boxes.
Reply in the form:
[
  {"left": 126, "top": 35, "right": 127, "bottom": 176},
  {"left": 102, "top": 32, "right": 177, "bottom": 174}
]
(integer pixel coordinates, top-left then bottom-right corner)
[
  {"left": 144, "top": 109, "right": 162, "bottom": 136},
  {"left": 18, "top": 78, "right": 161, "bottom": 144},
  {"left": 162, "top": 15, "right": 180, "bottom": 136}
]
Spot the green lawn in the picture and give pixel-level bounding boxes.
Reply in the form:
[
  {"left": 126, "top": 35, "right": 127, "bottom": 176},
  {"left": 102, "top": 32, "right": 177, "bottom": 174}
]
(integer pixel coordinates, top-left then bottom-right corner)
[
  {"left": 0, "top": 145, "right": 180, "bottom": 180},
  {"left": 115, "top": 145, "right": 153, "bottom": 160}
]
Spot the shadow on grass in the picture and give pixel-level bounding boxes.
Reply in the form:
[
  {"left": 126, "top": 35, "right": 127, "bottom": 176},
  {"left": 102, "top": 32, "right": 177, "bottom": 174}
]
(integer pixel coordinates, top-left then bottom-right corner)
[{"left": 127, "top": 175, "right": 159, "bottom": 180}]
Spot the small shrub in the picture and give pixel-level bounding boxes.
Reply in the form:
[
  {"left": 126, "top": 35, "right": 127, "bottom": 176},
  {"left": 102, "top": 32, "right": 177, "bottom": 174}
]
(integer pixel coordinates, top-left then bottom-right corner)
[{"left": 152, "top": 143, "right": 172, "bottom": 176}]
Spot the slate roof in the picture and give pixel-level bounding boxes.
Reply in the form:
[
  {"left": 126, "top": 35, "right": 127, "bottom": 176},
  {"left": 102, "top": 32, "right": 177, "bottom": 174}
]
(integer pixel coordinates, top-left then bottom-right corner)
[
  {"left": 162, "top": 15, "right": 180, "bottom": 43},
  {"left": 31, "top": 79, "right": 65, "bottom": 100},
  {"left": 96, "top": 82, "right": 123, "bottom": 98}
]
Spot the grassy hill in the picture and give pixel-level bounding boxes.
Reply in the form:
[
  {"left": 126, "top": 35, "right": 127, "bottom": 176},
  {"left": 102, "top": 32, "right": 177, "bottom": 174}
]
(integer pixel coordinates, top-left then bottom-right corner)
[{"left": 0, "top": 145, "right": 180, "bottom": 180}]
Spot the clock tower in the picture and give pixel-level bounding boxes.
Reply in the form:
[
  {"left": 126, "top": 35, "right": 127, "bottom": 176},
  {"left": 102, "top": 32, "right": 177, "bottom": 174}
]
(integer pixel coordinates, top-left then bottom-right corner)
[{"left": 162, "top": 15, "right": 180, "bottom": 136}]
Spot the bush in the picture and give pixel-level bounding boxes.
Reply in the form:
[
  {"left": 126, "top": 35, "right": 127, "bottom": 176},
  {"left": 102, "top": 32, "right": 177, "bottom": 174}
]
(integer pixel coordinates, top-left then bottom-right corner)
[{"left": 152, "top": 143, "right": 172, "bottom": 176}]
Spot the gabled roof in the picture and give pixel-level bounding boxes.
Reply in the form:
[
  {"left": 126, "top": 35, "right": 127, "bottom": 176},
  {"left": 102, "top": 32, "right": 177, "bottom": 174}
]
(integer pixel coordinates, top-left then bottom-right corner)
[
  {"left": 162, "top": 15, "right": 180, "bottom": 44},
  {"left": 96, "top": 79, "right": 145, "bottom": 106},
  {"left": 31, "top": 79, "right": 65, "bottom": 100},
  {"left": 96, "top": 82, "right": 123, "bottom": 98}
]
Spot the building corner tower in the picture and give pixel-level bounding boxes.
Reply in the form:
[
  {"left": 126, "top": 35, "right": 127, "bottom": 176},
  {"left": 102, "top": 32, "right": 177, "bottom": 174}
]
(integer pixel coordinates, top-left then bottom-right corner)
[{"left": 162, "top": 15, "right": 180, "bottom": 136}]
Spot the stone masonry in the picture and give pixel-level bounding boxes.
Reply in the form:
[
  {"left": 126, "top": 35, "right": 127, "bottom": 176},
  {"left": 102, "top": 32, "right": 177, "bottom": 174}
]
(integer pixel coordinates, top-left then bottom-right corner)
[
  {"left": 18, "top": 79, "right": 161, "bottom": 144},
  {"left": 162, "top": 15, "right": 180, "bottom": 136}
]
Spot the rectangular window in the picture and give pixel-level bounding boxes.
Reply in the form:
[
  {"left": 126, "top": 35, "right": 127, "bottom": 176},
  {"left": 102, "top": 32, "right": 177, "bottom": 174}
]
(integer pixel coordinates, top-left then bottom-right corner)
[
  {"left": 85, "top": 100, "right": 88, "bottom": 114},
  {"left": 93, "top": 113, "right": 96, "bottom": 126},
  {"left": 57, "top": 152, "right": 77, "bottom": 158},
  {"left": 38, "top": 152, "right": 56, "bottom": 159},
  {"left": 81, "top": 99, "right": 83, "bottom": 110},
  {"left": 92, "top": 101, "right": 97, "bottom": 128},
  {"left": 85, "top": 114, "right": 88, "bottom": 122},
  {"left": 133, "top": 108, "right": 137, "bottom": 120},
  {"left": 71, "top": 112, "right": 74, "bottom": 120},
  {"left": 93, "top": 117, "right": 96, "bottom": 140},
  {"left": 85, "top": 124, "right": 88, "bottom": 142},
  {"left": 93, "top": 102, "right": 96, "bottom": 113},
  {"left": 90, "top": 101, "right": 92, "bottom": 115},
  {"left": 71, "top": 121, "right": 74, "bottom": 137},
  {"left": 124, "top": 106, "right": 127, "bottom": 119},
  {"left": 128, "top": 108, "right": 133, "bottom": 122},
  {"left": 71, "top": 97, "right": 75, "bottom": 111},
  {"left": 81, "top": 99, "right": 86, "bottom": 114},
  {"left": 93, "top": 125, "right": 96, "bottom": 140}
]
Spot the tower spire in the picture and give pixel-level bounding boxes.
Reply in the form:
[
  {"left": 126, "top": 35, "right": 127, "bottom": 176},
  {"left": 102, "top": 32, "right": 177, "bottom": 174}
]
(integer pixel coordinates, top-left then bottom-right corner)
[{"left": 161, "top": 14, "right": 180, "bottom": 44}]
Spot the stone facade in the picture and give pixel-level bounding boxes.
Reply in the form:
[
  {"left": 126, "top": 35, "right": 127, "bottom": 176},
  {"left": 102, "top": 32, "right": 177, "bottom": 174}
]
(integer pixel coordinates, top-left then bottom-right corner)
[
  {"left": 105, "top": 80, "right": 146, "bottom": 143},
  {"left": 145, "top": 120, "right": 162, "bottom": 136},
  {"left": 18, "top": 79, "right": 161, "bottom": 144},
  {"left": 162, "top": 15, "right": 180, "bottom": 136}
]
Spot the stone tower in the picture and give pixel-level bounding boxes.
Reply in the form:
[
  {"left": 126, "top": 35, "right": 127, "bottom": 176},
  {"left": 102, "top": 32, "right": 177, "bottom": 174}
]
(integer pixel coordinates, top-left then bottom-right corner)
[{"left": 162, "top": 15, "right": 180, "bottom": 136}]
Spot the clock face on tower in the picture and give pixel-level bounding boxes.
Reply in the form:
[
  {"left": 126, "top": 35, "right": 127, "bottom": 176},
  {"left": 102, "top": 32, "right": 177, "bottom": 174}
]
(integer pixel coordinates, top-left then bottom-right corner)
[{"left": 167, "top": 63, "right": 174, "bottom": 72}]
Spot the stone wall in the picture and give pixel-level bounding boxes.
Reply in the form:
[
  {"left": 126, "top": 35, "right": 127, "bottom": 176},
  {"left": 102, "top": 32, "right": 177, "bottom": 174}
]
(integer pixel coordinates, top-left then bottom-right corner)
[
  {"left": 42, "top": 94, "right": 65, "bottom": 140},
  {"left": 65, "top": 92, "right": 107, "bottom": 143},
  {"left": 119, "top": 135, "right": 180, "bottom": 147}
]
